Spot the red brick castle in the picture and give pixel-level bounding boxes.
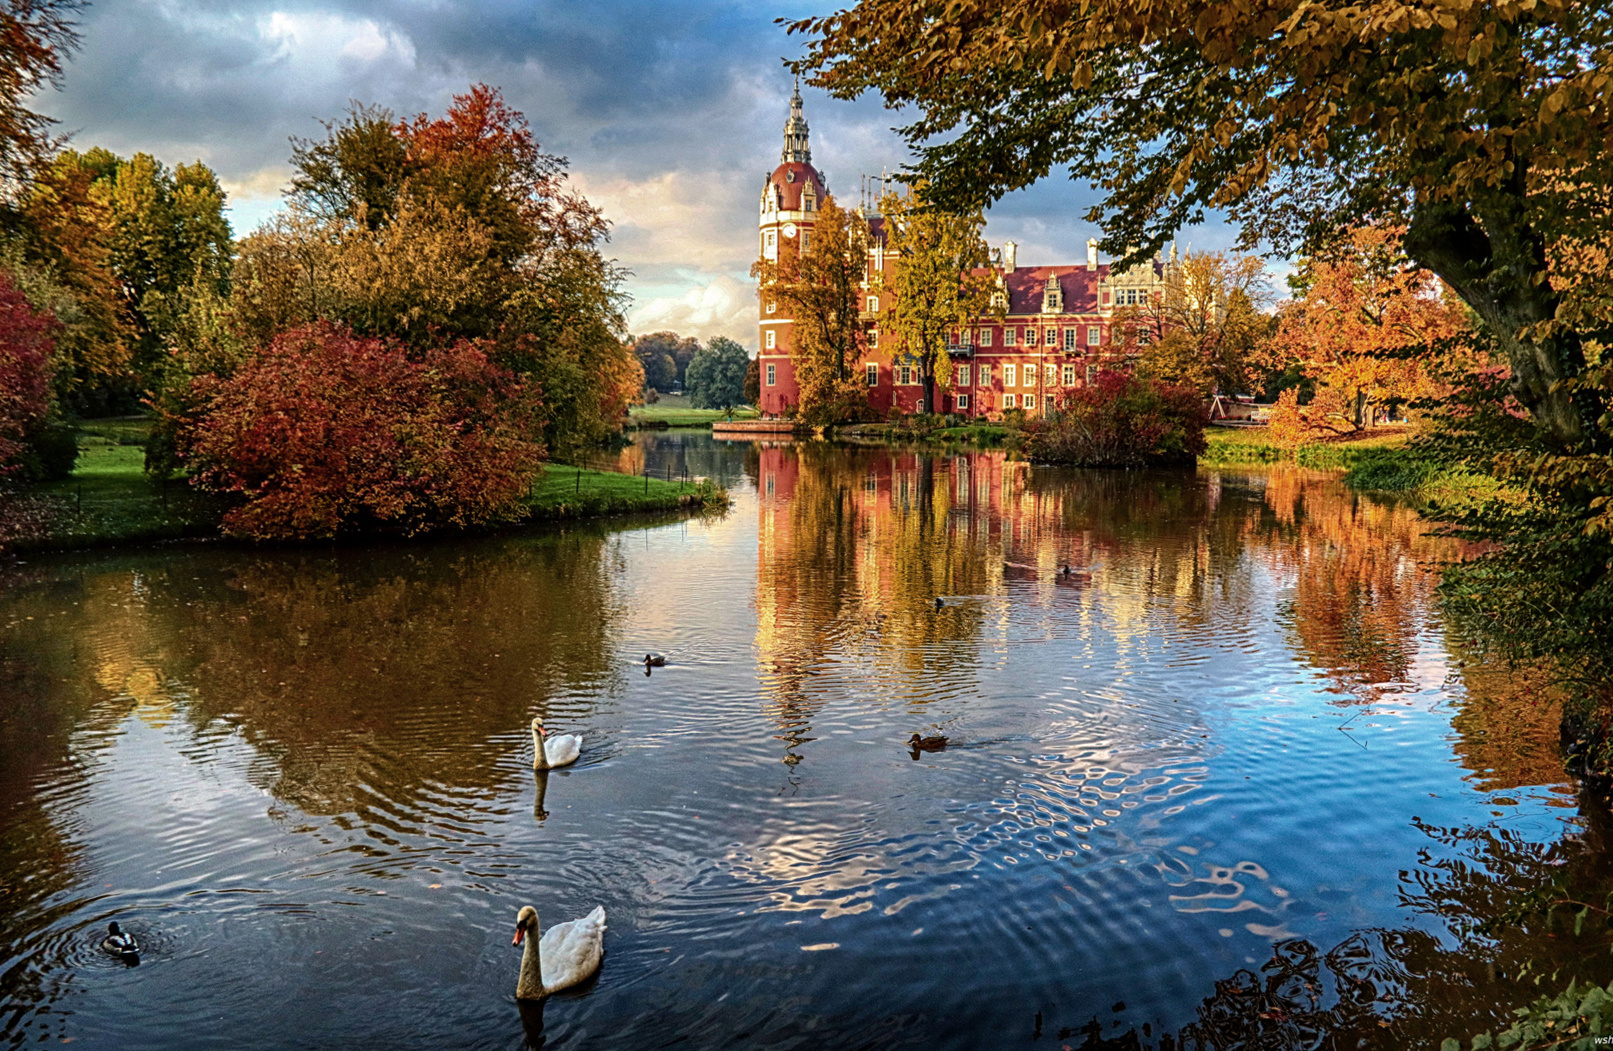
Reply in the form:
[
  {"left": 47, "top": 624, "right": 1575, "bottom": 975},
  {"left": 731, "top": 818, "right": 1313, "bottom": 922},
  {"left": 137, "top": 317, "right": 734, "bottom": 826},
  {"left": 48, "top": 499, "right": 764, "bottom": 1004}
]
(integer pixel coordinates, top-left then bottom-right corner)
[{"left": 756, "top": 86, "right": 1174, "bottom": 419}]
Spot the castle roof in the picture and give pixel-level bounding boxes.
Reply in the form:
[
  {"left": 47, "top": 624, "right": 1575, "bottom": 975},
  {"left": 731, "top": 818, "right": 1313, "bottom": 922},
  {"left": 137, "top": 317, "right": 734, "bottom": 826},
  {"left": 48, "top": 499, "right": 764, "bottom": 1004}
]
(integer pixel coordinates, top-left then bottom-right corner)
[{"left": 763, "top": 161, "right": 827, "bottom": 213}]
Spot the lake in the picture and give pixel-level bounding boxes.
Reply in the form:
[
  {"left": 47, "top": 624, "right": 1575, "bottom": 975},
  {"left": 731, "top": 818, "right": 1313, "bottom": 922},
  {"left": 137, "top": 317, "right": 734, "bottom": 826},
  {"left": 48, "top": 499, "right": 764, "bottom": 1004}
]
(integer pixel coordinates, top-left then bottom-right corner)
[{"left": 2, "top": 433, "right": 1606, "bottom": 1050}]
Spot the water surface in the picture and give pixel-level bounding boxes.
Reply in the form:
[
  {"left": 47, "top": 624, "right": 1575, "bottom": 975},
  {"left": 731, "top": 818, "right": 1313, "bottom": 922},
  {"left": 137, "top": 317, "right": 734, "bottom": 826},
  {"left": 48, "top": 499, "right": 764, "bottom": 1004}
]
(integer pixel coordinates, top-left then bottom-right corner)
[{"left": 1, "top": 434, "right": 1605, "bottom": 1049}]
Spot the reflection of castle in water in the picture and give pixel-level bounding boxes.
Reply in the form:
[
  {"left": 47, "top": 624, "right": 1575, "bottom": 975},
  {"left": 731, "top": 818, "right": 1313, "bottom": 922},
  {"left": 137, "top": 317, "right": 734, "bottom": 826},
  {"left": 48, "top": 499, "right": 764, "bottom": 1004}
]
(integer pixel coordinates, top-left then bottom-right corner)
[{"left": 750, "top": 447, "right": 1473, "bottom": 764}]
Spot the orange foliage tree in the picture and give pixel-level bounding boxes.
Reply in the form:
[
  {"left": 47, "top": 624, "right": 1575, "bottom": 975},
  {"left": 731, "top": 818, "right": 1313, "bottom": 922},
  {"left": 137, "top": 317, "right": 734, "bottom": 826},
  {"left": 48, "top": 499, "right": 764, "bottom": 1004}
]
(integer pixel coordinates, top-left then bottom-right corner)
[{"left": 1266, "top": 227, "right": 1469, "bottom": 439}]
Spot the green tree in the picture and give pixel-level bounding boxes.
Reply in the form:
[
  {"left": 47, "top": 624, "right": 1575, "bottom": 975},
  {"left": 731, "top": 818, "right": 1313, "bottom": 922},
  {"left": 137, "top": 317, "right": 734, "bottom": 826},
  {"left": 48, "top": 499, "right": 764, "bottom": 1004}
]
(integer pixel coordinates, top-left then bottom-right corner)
[
  {"left": 632, "top": 332, "right": 693, "bottom": 391},
  {"left": 877, "top": 183, "right": 996, "bottom": 413},
  {"left": 792, "top": 0, "right": 1613, "bottom": 447},
  {"left": 685, "top": 337, "right": 750, "bottom": 413}
]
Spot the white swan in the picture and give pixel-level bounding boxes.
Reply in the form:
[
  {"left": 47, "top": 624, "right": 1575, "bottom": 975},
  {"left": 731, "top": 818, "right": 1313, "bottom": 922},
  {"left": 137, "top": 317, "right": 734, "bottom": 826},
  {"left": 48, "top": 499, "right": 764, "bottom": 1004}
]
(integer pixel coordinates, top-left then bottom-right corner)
[
  {"left": 513, "top": 904, "right": 606, "bottom": 1000},
  {"left": 531, "top": 718, "right": 581, "bottom": 770}
]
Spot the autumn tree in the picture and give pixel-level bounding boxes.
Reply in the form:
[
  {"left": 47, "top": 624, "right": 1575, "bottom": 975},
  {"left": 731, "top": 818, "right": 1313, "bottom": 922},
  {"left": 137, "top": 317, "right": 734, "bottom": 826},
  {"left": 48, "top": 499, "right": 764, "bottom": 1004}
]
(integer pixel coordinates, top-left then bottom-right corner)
[
  {"left": 876, "top": 183, "right": 996, "bottom": 413},
  {"left": 1269, "top": 226, "right": 1471, "bottom": 435},
  {"left": 0, "top": 0, "right": 78, "bottom": 200},
  {"left": 685, "top": 337, "right": 750, "bottom": 413},
  {"left": 0, "top": 268, "right": 56, "bottom": 474},
  {"left": 1122, "top": 251, "right": 1273, "bottom": 396},
  {"left": 752, "top": 194, "right": 872, "bottom": 422},
  {"left": 225, "top": 85, "right": 636, "bottom": 454},
  {"left": 792, "top": 0, "right": 1613, "bottom": 449}
]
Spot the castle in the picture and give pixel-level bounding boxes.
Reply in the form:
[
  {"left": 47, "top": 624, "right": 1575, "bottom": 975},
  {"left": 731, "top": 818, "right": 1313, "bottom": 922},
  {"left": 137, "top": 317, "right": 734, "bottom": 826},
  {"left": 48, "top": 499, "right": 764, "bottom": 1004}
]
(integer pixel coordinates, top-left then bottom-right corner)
[{"left": 755, "top": 85, "right": 1172, "bottom": 419}]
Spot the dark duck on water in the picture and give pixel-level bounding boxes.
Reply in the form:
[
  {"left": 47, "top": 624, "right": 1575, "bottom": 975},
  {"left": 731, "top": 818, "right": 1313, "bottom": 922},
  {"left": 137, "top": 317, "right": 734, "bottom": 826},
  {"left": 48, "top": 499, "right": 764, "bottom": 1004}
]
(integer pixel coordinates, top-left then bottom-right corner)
[
  {"left": 908, "top": 733, "right": 948, "bottom": 752},
  {"left": 100, "top": 922, "right": 139, "bottom": 959}
]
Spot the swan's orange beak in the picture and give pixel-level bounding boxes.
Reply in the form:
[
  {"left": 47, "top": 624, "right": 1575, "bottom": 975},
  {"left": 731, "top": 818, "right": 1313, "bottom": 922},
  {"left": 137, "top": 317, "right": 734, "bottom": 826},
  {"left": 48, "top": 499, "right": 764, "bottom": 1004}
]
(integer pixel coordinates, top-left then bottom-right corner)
[{"left": 512, "top": 926, "right": 525, "bottom": 946}]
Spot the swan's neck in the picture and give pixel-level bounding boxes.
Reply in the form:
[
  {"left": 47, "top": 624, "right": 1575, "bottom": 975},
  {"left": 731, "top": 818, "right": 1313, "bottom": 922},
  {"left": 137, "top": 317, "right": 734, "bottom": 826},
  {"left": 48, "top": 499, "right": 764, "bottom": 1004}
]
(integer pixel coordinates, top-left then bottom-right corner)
[
  {"left": 532, "top": 728, "right": 549, "bottom": 770},
  {"left": 517, "top": 920, "right": 545, "bottom": 999}
]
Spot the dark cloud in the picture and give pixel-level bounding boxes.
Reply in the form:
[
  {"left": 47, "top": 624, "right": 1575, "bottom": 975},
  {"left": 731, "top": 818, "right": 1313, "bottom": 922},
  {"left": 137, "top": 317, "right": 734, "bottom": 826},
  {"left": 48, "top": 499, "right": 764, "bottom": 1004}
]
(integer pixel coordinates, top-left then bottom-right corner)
[{"left": 36, "top": 0, "right": 1251, "bottom": 345}]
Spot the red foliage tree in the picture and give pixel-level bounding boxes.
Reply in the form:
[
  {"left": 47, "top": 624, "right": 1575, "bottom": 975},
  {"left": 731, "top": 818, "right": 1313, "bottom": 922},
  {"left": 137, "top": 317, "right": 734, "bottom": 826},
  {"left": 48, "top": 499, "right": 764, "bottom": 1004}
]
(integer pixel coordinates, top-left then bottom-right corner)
[
  {"left": 1026, "top": 369, "right": 1208, "bottom": 467},
  {"left": 174, "top": 323, "right": 543, "bottom": 539},
  {"left": 0, "top": 269, "right": 58, "bottom": 475}
]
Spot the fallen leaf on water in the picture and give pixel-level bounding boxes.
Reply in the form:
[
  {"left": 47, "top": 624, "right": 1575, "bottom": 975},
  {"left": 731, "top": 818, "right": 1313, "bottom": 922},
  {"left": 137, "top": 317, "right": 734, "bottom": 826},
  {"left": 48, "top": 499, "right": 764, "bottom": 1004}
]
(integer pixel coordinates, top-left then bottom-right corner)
[{"left": 429, "top": 884, "right": 442, "bottom": 890}]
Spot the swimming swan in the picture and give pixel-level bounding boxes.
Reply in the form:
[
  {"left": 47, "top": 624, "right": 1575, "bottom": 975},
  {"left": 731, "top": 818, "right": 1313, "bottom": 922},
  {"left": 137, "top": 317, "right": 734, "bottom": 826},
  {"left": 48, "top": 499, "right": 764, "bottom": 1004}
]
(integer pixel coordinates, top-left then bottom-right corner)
[
  {"left": 513, "top": 905, "right": 606, "bottom": 1000},
  {"left": 531, "top": 718, "right": 581, "bottom": 770}
]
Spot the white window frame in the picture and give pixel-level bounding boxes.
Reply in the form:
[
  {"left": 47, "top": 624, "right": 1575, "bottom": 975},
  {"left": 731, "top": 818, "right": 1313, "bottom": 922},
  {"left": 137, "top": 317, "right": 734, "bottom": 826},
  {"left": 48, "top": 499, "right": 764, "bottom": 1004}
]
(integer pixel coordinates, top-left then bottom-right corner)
[
  {"left": 1063, "top": 328, "right": 1077, "bottom": 350},
  {"left": 1003, "top": 364, "right": 1017, "bottom": 387},
  {"left": 1045, "top": 328, "right": 1056, "bottom": 346},
  {"left": 957, "top": 364, "right": 971, "bottom": 387},
  {"left": 979, "top": 327, "right": 994, "bottom": 347},
  {"left": 866, "top": 362, "right": 879, "bottom": 387},
  {"left": 956, "top": 394, "right": 969, "bottom": 409},
  {"left": 1003, "top": 393, "right": 1016, "bottom": 408},
  {"left": 765, "top": 330, "right": 776, "bottom": 349},
  {"left": 1088, "top": 325, "right": 1101, "bottom": 346},
  {"left": 1045, "top": 364, "right": 1057, "bottom": 386},
  {"left": 867, "top": 296, "right": 879, "bottom": 313},
  {"left": 979, "top": 364, "right": 993, "bottom": 386},
  {"left": 766, "top": 363, "right": 777, "bottom": 385},
  {"left": 1062, "top": 364, "right": 1076, "bottom": 386},
  {"left": 1024, "top": 394, "right": 1035, "bottom": 410},
  {"left": 767, "top": 300, "right": 776, "bottom": 315},
  {"left": 1003, "top": 327, "right": 1016, "bottom": 347},
  {"left": 1086, "top": 364, "right": 1098, "bottom": 384}
]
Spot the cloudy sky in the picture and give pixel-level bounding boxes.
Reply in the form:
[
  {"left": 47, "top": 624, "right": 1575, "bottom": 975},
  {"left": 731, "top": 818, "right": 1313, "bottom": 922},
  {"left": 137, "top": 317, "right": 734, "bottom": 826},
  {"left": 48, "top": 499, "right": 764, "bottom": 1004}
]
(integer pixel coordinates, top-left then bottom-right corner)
[{"left": 37, "top": 0, "right": 1243, "bottom": 350}]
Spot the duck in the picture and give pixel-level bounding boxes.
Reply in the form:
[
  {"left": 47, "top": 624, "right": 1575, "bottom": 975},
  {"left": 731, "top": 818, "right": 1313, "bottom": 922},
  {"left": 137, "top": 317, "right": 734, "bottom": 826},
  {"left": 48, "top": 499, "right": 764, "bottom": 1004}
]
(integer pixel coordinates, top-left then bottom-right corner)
[
  {"left": 643, "top": 653, "right": 666, "bottom": 668},
  {"left": 934, "top": 597, "right": 945, "bottom": 611},
  {"left": 513, "top": 904, "right": 606, "bottom": 1000},
  {"left": 100, "top": 922, "right": 139, "bottom": 958},
  {"left": 908, "top": 732, "right": 949, "bottom": 752},
  {"left": 531, "top": 718, "right": 581, "bottom": 770}
]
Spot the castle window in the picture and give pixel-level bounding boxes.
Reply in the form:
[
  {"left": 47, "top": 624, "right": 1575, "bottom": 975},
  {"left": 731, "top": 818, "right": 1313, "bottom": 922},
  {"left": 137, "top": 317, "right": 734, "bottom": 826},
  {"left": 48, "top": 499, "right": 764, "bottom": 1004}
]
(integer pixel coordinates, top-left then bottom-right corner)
[
  {"left": 766, "top": 363, "right": 777, "bottom": 385},
  {"left": 1024, "top": 394, "right": 1035, "bottom": 410},
  {"left": 956, "top": 394, "right": 969, "bottom": 410},
  {"left": 979, "top": 327, "right": 993, "bottom": 347},
  {"left": 1003, "top": 327, "right": 1016, "bottom": 347},
  {"left": 979, "top": 365, "right": 992, "bottom": 386},
  {"left": 1086, "top": 364, "right": 1098, "bottom": 384},
  {"left": 765, "top": 330, "right": 776, "bottom": 349},
  {"left": 801, "top": 231, "right": 811, "bottom": 251},
  {"left": 1024, "top": 327, "right": 1037, "bottom": 346},
  {"left": 866, "top": 362, "right": 879, "bottom": 387},
  {"left": 866, "top": 296, "right": 878, "bottom": 313},
  {"left": 1004, "top": 364, "right": 1016, "bottom": 387},
  {"left": 869, "top": 329, "right": 879, "bottom": 346},
  {"left": 1088, "top": 325, "right": 1101, "bottom": 346},
  {"left": 1063, "top": 328, "right": 1077, "bottom": 350},
  {"left": 767, "top": 300, "right": 776, "bottom": 314},
  {"left": 1063, "top": 364, "right": 1076, "bottom": 386},
  {"left": 1045, "top": 364, "right": 1056, "bottom": 386},
  {"left": 1003, "top": 393, "right": 1016, "bottom": 409},
  {"left": 1045, "top": 328, "right": 1056, "bottom": 345},
  {"left": 957, "top": 364, "right": 971, "bottom": 386}
]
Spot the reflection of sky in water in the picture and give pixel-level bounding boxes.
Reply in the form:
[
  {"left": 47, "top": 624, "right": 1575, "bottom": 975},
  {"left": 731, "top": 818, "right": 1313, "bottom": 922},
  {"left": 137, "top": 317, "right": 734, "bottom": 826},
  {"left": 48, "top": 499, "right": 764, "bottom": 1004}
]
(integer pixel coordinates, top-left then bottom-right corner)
[{"left": 0, "top": 435, "right": 1599, "bottom": 1050}]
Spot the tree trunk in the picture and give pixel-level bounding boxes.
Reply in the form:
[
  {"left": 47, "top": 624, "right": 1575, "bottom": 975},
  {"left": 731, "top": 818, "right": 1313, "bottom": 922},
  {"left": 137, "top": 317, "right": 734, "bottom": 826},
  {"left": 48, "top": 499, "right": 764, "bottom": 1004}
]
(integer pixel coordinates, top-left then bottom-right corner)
[{"left": 1404, "top": 198, "right": 1594, "bottom": 448}]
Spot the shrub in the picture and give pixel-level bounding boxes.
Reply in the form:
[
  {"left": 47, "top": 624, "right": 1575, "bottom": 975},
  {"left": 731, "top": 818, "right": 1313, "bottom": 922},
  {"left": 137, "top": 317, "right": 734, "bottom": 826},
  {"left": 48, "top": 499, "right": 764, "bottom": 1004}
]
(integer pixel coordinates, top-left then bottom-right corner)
[
  {"left": 15, "top": 421, "right": 78, "bottom": 482},
  {"left": 1024, "top": 370, "right": 1208, "bottom": 467},
  {"left": 174, "top": 323, "right": 543, "bottom": 540},
  {"left": 0, "top": 270, "right": 58, "bottom": 477}
]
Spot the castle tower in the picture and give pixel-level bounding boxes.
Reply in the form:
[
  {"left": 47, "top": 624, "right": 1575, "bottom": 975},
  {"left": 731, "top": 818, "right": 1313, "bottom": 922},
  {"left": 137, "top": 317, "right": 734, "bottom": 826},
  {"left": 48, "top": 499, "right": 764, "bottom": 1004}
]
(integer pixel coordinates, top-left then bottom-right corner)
[{"left": 756, "top": 80, "right": 828, "bottom": 417}]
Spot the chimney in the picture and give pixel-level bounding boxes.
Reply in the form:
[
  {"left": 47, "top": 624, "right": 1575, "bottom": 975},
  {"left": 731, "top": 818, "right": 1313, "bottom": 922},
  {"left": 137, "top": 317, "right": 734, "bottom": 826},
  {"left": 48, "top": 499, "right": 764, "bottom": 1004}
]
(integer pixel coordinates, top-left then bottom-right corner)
[
  {"left": 1002, "top": 240, "right": 1018, "bottom": 274},
  {"left": 1087, "top": 238, "right": 1099, "bottom": 270}
]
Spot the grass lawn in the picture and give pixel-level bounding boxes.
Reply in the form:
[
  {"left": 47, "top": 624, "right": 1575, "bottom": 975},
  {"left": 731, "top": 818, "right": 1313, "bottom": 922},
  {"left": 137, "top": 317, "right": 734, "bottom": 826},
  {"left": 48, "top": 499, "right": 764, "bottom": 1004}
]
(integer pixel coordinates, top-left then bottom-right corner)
[
  {"left": 1201, "top": 426, "right": 1411, "bottom": 469},
  {"left": 525, "top": 465, "right": 723, "bottom": 518},
  {"left": 31, "top": 436, "right": 220, "bottom": 548},
  {"left": 630, "top": 393, "right": 759, "bottom": 427}
]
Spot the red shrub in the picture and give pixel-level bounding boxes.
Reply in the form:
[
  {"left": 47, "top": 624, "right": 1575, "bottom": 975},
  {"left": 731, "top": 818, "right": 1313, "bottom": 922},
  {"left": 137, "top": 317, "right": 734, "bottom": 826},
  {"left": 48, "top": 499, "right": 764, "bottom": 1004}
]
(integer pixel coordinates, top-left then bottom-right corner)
[
  {"left": 175, "top": 323, "right": 543, "bottom": 539},
  {"left": 0, "top": 270, "right": 57, "bottom": 475},
  {"left": 1026, "top": 369, "right": 1208, "bottom": 467}
]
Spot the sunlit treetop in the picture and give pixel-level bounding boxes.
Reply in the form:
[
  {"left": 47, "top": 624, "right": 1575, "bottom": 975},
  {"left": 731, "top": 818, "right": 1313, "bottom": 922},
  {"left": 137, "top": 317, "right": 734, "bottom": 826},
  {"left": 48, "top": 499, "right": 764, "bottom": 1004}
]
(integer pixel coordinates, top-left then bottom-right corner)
[{"left": 790, "top": 0, "right": 1613, "bottom": 445}]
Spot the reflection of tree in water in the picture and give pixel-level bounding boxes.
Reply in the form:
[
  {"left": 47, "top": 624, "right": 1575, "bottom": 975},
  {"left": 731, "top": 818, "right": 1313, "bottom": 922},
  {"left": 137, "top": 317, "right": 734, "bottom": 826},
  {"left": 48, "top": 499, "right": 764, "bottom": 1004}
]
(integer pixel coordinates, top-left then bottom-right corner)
[
  {"left": 161, "top": 537, "right": 623, "bottom": 816},
  {"left": 754, "top": 444, "right": 996, "bottom": 764},
  {"left": 1256, "top": 468, "right": 1465, "bottom": 702},
  {"left": 1053, "top": 805, "right": 1613, "bottom": 1050}
]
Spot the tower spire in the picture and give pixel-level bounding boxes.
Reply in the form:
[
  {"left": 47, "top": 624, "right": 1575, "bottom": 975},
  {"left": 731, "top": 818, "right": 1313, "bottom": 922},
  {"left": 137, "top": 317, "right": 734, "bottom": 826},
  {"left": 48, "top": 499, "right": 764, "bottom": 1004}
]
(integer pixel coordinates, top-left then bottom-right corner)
[{"left": 782, "top": 78, "right": 811, "bottom": 164}]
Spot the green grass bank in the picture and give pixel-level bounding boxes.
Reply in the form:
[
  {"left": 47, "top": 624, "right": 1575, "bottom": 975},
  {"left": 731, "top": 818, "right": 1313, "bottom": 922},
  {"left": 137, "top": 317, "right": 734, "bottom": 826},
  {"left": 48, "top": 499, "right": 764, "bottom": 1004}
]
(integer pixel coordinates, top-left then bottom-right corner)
[
  {"left": 7, "top": 419, "right": 722, "bottom": 552},
  {"left": 629, "top": 394, "right": 760, "bottom": 428}
]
